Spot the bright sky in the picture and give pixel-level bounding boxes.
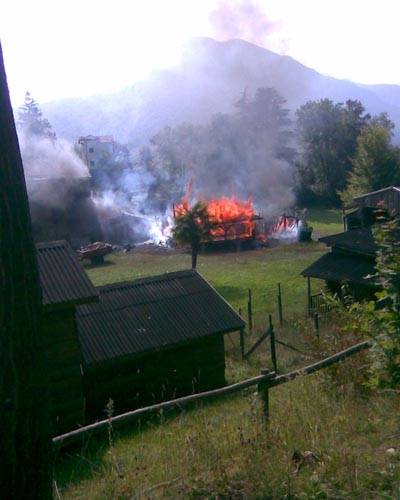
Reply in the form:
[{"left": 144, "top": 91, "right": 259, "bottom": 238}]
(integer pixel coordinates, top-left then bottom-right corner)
[{"left": 1, "top": 0, "right": 400, "bottom": 106}]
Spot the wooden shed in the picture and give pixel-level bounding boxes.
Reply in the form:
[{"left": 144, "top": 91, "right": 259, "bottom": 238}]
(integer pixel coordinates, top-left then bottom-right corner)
[
  {"left": 344, "top": 186, "right": 400, "bottom": 230},
  {"left": 353, "top": 186, "right": 400, "bottom": 215},
  {"left": 301, "top": 227, "right": 378, "bottom": 301},
  {"left": 36, "top": 241, "right": 99, "bottom": 434},
  {"left": 75, "top": 270, "right": 245, "bottom": 420}
]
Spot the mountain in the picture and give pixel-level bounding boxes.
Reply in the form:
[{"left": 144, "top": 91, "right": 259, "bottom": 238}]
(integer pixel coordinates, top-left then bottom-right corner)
[{"left": 41, "top": 37, "right": 400, "bottom": 146}]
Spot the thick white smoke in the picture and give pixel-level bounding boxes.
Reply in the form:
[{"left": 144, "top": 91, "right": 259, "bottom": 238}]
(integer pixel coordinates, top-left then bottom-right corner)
[{"left": 20, "top": 132, "right": 88, "bottom": 181}]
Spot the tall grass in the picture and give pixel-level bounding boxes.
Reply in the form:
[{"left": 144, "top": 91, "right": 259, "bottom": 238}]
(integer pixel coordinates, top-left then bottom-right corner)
[
  {"left": 55, "top": 367, "right": 400, "bottom": 498},
  {"left": 55, "top": 317, "right": 400, "bottom": 498}
]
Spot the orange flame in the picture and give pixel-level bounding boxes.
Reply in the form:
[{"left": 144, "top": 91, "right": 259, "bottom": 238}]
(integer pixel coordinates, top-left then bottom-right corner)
[
  {"left": 207, "top": 197, "right": 256, "bottom": 240},
  {"left": 175, "top": 191, "right": 259, "bottom": 242}
]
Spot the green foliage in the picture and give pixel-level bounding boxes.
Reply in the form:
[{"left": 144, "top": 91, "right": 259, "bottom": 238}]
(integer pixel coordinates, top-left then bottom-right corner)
[
  {"left": 304, "top": 295, "right": 373, "bottom": 394},
  {"left": 172, "top": 201, "right": 214, "bottom": 268},
  {"left": 296, "top": 99, "right": 371, "bottom": 205},
  {"left": 341, "top": 124, "right": 400, "bottom": 205},
  {"left": 320, "top": 217, "right": 400, "bottom": 388},
  {"left": 369, "top": 218, "right": 400, "bottom": 387},
  {"left": 18, "top": 91, "right": 56, "bottom": 140}
]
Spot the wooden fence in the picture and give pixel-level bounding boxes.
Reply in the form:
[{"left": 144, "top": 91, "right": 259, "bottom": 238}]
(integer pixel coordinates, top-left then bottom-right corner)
[
  {"left": 309, "top": 292, "right": 331, "bottom": 316},
  {"left": 53, "top": 340, "right": 371, "bottom": 450}
]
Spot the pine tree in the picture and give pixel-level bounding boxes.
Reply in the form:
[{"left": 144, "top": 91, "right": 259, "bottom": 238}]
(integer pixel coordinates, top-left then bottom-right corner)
[{"left": 18, "top": 91, "right": 56, "bottom": 140}]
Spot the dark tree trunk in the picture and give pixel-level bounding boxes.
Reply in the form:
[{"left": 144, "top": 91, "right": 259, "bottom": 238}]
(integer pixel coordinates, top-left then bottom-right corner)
[
  {"left": 191, "top": 245, "right": 198, "bottom": 269},
  {"left": 0, "top": 43, "right": 51, "bottom": 498}
]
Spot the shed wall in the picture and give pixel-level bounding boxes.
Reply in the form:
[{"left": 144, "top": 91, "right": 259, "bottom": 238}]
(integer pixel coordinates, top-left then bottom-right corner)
[
  {"left": 356, "top": 189, "right": 400, "bottom": 215},
  {"left": 84, "top": 333, "right": 226, "bottom": 420},
  {"left": 42, "top": 308, "right": 85, "bottom": 434}
]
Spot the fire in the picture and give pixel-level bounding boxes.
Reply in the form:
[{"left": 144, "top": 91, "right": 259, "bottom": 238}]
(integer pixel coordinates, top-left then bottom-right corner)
[
  {"left": 174, "top": 191, "right": 262, "bottom": 242},
  {"left": 207, "top": 197, "right": 256, "bottom": 240},
  {"left": 271, "top": 214, "right": 301, "bottom": 240}
]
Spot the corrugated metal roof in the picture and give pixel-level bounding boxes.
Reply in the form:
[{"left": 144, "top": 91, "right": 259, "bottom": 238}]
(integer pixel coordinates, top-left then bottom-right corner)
[
  {"left": 36, "top": 240, "right": 98, "bottom": 308},
  {"left": 353, "top": 186, "right": 400, "bottom": 200},
  {"left": 319, "top": 227, "right": 376, "bottom": 257},
  {"left": 301, "top": 251, "right": 376, "bottom": 286},
  {"left": 76, "top": 270, "right": 245, "bottom": 365}
]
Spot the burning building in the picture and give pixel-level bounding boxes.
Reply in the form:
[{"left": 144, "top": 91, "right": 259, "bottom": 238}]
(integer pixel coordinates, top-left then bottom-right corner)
[
  {"left": 174, "top": 194, "right": 265, "bottom": 248},
  {"left": 172, "top": 189, "right": 311, "bottom": 249}
]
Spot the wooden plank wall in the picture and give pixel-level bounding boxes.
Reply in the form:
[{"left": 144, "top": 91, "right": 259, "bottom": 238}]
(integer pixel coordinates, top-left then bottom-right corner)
[
  {"left": 42, "top": 308, "right": 85, "bottom": 434},
  {"left": 83, "top": 334, "right": 226, "bottom": 421}
]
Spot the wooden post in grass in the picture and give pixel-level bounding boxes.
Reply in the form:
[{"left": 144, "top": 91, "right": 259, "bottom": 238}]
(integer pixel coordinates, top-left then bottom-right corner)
[
  {"left": 277, "top": 283, "right": 283, "bottom": 326},
  {"left": 269, "top": 314, "right": 277, "bottom": 373},
  {"left": 258, "top": 369, "right": 276, "bottom": 427},
  {"left": 247, "top": 289, "right": 253, "bottom": 335},
  {"left": 314, "top": 313, "right": 320, "bottom": 339},
  {"left": 239, "top": 328, "right": 245, "bottom": 359},
  {"left": 307, "top": 277, "right": 312, "bottom": 316}
]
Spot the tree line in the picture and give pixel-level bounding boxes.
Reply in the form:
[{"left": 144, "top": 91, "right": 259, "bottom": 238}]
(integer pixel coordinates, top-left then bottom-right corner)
[
  {"left": 138, "top": 88, "right": 400, "bottom": 209},
  {"left": 17, "top": 89, "right": 400, "bottom": 211}
]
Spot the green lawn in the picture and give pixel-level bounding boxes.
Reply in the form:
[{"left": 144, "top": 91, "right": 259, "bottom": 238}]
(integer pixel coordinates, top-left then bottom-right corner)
[
  {"left": 307, "top": 207, "right": 344, "bottom": 237},
  {"left": 84, "top": 241, "right": 327, "bottom": 329},
  {"left": 84, "top": 206, "right": 343, "bottom": 327}
]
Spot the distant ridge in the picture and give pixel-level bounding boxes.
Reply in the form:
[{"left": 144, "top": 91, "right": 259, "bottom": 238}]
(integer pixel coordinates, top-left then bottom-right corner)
[{"left": 41, "top": 37, "right": 400, "bottom": 145}]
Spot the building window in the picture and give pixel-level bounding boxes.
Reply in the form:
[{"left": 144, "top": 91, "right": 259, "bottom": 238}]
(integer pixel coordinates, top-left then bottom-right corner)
[
  {"left": 90, "top": 160, "right": 95, "bottom": 167},
  {"left": 88, "top": 147, "right": 94, "bottom": 153}
]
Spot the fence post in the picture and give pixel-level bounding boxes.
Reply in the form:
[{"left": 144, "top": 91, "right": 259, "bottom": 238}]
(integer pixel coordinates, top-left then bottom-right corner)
[
  {"left": 258, "top": 369, "right": 276, "bottom": 428},
  {"left": 239, "top": 327, "right": 245, "bottom": 359},
  {"left": 307, "top": 277, "right": 311, "bottom": 317},
  {"left": 248, "top": 289, "right": 253, "bottom": 335},
  {"left": 277, "top": 283, "right": 283, "bottom": 326},
  {"left": 269, "top": 314, "right": 277, "bottom": 373},
  {"left": 314, "top": 313, "right": 320, "bottom": 339}
]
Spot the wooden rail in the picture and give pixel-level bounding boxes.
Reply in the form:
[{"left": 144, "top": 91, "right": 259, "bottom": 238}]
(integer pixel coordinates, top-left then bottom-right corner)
[
  {"left": 243, "top": 330, "right": 270, "bottom": 358},
  {"left": 53, "top": 340, "right": 371, "bottom": 449},
  {"left": 270, "top": 340, "right": 371, "bottom": 387}
]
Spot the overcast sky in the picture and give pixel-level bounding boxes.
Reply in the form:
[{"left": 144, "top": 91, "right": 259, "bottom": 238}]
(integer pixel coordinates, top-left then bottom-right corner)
[{"left": 1, "top": 0, "right": 400, "bottom": 105}]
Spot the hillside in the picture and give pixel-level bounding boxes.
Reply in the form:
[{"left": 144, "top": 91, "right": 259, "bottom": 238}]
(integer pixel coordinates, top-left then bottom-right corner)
[{"left": 42, "top": 37, "right": 400, "bottom": 146}]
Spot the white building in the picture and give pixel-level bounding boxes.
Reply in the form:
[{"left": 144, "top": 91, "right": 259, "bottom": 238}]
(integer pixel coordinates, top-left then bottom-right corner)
[{"left": 78, "top": 135, "right": 115, "bottom": 169}]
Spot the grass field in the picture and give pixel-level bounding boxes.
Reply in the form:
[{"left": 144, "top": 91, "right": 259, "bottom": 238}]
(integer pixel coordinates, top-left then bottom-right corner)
[
  {"left": 55, "top": 208, "right": 400, "bottom": 498},
  {"left": 307, "top": 207, "right": 344, "bottom": 238},
  {"left": 84, "top": 242, "right": 326, "bottom": 328},
  {"left": 84, "top": 207, "right": 343, "bottom": 326}
]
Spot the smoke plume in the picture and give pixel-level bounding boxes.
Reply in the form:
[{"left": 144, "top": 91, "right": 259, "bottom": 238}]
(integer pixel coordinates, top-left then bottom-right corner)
[
  {"left": 209, "top": 0, "right": 279, "bottom": 47},
  {"left": 21, "top": 132, "right": 89, "bottom": 206},
  {"left": 19, "top": 131, "right": 103, "bottom": 245}
]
